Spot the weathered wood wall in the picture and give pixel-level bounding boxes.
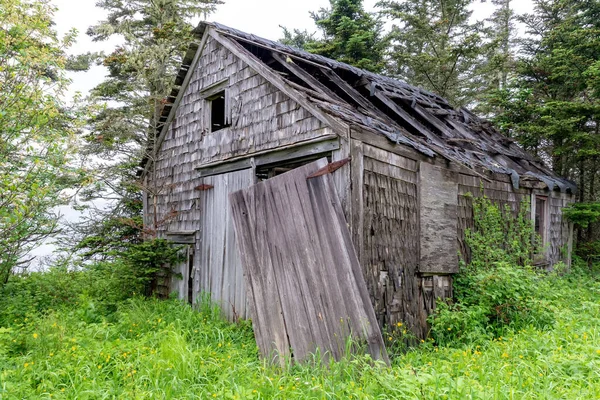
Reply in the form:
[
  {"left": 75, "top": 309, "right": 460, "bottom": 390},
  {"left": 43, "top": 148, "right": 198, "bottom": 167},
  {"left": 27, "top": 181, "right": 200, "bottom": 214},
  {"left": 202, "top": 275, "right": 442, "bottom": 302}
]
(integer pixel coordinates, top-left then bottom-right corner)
[
  {"left": 147, "top": 35, "right": 334, "bottom": 321},
  {"left": 357, "top": 143, "right": 426, "bottom": 334},
  {"left": 193, "top": 169, "right": 253, "bottom": 320},
  {"left": 419, "top": 163, "right": 459, "bottom": 274},
  {"left": 548, "top": 192, "right": 574, "bottom": 266},
  {"left": 350, "top": 135, "right": 574, "bottom": 339}
]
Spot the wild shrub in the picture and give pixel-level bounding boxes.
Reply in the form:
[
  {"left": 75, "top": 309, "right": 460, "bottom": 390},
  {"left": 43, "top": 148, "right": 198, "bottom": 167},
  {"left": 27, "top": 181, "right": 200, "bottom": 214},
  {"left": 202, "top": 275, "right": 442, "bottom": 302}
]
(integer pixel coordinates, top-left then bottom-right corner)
[
  {"left": 430, "top": 195, "right": 554, "bottom": 346},
  {"left": 0, "top": 266, "right": 90, "bottom": 326},
  {"left": 0, "top": 239, "right": 183, "bottom": 327}
]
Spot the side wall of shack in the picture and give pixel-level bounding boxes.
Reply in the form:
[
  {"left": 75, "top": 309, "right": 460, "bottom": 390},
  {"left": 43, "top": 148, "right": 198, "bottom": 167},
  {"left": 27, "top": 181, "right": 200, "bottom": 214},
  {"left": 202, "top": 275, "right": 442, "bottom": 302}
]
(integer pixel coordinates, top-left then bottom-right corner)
[
  {"left": 349, "top": 129, "right": 574, "bottom": 339},
  {"left": 349, "top": 132, "right": 455, "bottom": 339},
  {"left": 145, "top": 35, "right": 334, "bottom": 320}
]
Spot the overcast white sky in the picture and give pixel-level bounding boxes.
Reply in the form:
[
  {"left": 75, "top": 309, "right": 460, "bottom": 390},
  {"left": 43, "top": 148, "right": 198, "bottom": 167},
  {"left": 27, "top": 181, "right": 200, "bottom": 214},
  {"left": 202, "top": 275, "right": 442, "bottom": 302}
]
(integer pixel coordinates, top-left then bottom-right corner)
[
  {"left": 34, "top": 0, "right": 534, "bottom": 263},
  {"left": 51, "top": 0, "right": 535, "bottom": 96}
]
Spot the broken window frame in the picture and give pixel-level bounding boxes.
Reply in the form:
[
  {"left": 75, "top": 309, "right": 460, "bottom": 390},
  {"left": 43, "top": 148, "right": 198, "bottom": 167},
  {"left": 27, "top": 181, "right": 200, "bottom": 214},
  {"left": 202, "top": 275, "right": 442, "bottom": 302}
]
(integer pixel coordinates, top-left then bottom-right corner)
[
  {"left": 207, "top": 90, "right": 230, "bottom": 133},
  {"left": 255, "top": 153, "right": 333, "bottom": 181},
  {"left": 200, "top": 79, "right": 231, "bottom": 133}
]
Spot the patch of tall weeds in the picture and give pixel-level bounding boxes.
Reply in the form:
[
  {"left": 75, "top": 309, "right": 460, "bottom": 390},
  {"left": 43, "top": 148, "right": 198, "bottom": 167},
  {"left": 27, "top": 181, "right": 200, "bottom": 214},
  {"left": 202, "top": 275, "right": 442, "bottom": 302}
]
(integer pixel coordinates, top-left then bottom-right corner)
[{"left": 430, "top": 195, "right": 555, "bottom": 347}]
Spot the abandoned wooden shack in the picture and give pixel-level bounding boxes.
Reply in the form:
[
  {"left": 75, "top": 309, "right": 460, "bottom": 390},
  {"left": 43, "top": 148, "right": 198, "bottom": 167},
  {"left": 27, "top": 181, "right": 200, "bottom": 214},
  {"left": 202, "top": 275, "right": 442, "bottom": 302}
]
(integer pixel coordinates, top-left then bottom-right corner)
[{"left": 140, "top": 22, "right": 576, "bottom": 342}]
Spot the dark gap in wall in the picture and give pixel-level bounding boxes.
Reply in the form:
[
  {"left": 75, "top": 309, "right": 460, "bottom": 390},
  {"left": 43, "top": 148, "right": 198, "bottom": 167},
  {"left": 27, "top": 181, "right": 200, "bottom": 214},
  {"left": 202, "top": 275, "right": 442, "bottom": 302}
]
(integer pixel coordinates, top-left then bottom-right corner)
[
  {"left": 187, "top": 248, "right": 194, "bottom": 305},
  {"left": 256, "top": 153, "right": 332, "bottom": 181}
]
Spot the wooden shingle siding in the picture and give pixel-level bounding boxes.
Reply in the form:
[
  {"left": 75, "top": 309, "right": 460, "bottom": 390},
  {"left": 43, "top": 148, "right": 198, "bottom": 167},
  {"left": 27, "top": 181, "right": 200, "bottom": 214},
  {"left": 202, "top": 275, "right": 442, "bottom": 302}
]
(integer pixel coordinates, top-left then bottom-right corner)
[
  {"left": 361, "top": 145, "right": 423, "bottom": 333},
  {"left": 159, "top": 37, "right": 330, "bottom": 169},
  {"left": 548, "top": 192, "right": 574, "bottom": 266}
]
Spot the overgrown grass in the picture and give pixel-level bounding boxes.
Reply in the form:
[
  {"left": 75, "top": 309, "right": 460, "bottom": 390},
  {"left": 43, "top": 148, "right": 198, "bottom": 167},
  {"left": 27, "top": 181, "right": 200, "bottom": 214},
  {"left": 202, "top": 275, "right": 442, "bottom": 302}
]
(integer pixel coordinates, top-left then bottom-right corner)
[{"left": 2, "top": 266, "right": 600, "bottom": 399}]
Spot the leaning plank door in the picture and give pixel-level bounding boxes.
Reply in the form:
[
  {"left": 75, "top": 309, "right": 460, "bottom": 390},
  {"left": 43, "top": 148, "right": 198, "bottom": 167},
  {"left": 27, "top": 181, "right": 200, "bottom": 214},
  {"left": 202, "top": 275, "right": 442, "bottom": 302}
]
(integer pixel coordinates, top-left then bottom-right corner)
[{"left": 230, "top": 158, "right": 388, "bottom": 365}]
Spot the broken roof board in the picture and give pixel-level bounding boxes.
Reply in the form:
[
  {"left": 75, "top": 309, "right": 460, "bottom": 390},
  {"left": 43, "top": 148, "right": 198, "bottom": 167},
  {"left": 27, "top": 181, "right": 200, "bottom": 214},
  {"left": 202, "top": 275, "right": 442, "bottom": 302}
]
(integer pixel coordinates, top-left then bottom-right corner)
[{"left": 230, "top": 158, "right": 389, "bottom": 365}]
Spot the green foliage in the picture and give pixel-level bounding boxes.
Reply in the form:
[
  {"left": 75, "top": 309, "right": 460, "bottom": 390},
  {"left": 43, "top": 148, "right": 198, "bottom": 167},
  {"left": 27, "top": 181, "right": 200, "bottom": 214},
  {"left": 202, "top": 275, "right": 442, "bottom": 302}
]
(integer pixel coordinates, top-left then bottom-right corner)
[
  {"left": 2, "top": 266, "right": 600, "bottom": 398},
  {"left": 0, "top": 0, "right": 84, "bottom": 285},
  {"left": 115, "top": 238, "right": 183, "bottom": 296},
  {"left": 378, "top": 0, "right": 487, "bottom": 107},
  {"left": 563, "top": 202, "right": 600, "bottom": 228},
  {"left": 465, "top": 195, "right": 538, "bottom": 269},
  {"left": 0, "top": 238, "right": 182, "bottom": 326},
  {"left": 430, "top": 196, "right": 553, "bottom": 347},
  {"left": 280, "top": 0, "right": 386, "bottom": 72}
]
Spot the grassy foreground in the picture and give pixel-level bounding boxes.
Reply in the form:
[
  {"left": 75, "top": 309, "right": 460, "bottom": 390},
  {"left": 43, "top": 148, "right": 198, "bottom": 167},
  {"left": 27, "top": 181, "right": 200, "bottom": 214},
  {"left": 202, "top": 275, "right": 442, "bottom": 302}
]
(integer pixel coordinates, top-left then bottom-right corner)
[{"left": 1, "top": 271, "right": 600, "bottom": 399}]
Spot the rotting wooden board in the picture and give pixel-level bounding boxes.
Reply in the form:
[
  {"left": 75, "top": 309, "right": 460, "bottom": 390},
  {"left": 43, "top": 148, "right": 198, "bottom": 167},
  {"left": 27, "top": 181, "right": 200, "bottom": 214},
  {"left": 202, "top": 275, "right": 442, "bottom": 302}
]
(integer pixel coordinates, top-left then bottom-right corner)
[{"left": 230, "top": 158, "right": 389, "bottom": 366}]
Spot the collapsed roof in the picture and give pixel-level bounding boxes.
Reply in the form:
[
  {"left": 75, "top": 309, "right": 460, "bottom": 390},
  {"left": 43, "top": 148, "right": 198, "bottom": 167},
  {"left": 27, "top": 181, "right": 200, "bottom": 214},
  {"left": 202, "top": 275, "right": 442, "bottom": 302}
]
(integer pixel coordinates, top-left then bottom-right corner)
[{"left": 148, "top": 21, "right": 575, "bottom": 193}]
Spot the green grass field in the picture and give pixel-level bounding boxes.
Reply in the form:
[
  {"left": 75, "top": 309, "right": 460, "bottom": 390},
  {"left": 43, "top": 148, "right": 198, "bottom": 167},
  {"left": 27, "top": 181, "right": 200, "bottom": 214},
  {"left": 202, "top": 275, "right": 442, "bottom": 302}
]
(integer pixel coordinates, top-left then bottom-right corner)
[{"left": 1, "top": 269, "right": 600, "bottom": 399}]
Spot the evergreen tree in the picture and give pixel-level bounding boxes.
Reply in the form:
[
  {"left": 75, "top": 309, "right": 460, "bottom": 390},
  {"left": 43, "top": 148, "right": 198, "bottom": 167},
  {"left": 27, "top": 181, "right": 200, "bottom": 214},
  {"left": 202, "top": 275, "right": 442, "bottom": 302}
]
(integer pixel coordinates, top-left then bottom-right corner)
[
  {"left": 491, "top": 0, "right": 600, "bottom": 243},
  {"left": 378, "top": 0, "right": 486, "bottom": 107},
  {"left": 475, "top": 0, "right": 518, "bottom": 116},
  {"left": 73, "top": 0, "right": 221, "bottom": 260},
  {"left": 280, "top": 0, "right": 386, "bottom": 73}
]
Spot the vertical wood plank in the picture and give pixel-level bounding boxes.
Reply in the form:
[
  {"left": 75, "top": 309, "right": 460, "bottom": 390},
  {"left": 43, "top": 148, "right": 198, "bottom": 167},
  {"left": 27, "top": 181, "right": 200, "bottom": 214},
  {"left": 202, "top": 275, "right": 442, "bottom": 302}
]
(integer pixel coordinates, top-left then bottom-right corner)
[{"left": 230, "top": 158, "right": 389, "bottom": 365}]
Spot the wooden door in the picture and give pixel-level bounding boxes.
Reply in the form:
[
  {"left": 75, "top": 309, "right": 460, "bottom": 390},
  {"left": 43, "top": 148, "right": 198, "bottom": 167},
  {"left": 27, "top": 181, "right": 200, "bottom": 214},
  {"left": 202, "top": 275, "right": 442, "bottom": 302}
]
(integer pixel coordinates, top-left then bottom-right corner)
[
  {"left": 230, "top": 158, "right": 388, "bottom": 365},
  {"left": 196, "top": 168, "right": 254, "bottom": 321}
]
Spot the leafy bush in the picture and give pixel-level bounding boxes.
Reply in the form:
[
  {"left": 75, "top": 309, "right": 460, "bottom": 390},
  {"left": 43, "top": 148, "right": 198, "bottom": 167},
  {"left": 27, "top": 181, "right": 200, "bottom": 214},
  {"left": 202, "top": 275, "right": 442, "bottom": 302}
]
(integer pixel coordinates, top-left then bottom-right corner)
[
  {"left": 0, "top": 239, "right": 183, "bottom": 327},
  {"left": 430, "top": 196, "right": 554, "bottom": 347},
  {"left": 0, "top": 266, "right": 89, "bottom": 325}
]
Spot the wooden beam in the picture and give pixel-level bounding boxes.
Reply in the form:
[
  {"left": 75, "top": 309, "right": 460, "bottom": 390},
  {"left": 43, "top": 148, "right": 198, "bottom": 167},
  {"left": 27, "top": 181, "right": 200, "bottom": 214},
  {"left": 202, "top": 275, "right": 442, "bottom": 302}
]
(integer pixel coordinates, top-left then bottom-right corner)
[
  {"left": 350, "top": 139, "right": 364, "bottom": 269},
  {"left": 373, "top": 91, "right": 446, "bottom": 147},
  {"left": 320, "top": 68, "right": 382, "bottom": 115},
  {"left": 195, "top": 135, "right": 340, "bottom": 176},
  {"left": 165, "top": 231, "right": 197, "bottom": 244},
  {"left": 271, "top": 52, "right": 346, "bottom": 104},
  {"left": 208, "top": 29, "right": 348, "bottom": 135}
]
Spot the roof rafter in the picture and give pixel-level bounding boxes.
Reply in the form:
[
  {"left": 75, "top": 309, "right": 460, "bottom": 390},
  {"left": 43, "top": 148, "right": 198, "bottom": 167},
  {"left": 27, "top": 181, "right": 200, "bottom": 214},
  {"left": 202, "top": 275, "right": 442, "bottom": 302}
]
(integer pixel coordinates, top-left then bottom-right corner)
[{"left": 209, "top": 29, "right": 349, "bottom": 135}]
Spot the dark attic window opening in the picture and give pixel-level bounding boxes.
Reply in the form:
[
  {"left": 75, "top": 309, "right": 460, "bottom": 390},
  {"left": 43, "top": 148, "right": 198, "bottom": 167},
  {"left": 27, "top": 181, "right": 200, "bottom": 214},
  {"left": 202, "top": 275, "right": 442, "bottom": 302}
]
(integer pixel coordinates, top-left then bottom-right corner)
[
  {"left": 256, "top": 154, "right": 332, "bottom": 181},
  {"left": 209, "top": 91, "right": 230, "bottom": 133}
]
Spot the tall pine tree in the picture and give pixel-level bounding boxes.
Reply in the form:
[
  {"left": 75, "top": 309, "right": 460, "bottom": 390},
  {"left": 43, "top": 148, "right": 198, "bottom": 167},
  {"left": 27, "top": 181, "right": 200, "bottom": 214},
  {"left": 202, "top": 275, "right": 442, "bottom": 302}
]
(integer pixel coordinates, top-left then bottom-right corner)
[
  {"left": 378, "top": 0, "right": 486, "bottom": 107},
  {"left": 73, "top": 0, "right": 221, "bottom": 259},
  {"left": 280, "top": 0, "right": 386, "bottom": 73},
  {"left": 474, "top": 0, "right": 518, "bottom": 117},
  {"left": 492, "top": 0, "right": 600, "bottom": 246}
]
